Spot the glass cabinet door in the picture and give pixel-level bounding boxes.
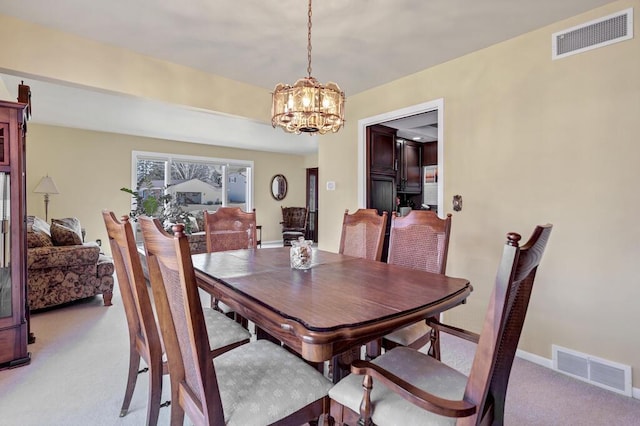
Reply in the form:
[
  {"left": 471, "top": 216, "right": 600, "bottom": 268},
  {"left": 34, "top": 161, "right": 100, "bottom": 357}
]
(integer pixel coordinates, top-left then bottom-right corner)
[
  {"left": 0, "top": 124, "right": 8, "bottom": 165},
  {"left": 0, "top": 172, "right": 11, "bottom": 319}
]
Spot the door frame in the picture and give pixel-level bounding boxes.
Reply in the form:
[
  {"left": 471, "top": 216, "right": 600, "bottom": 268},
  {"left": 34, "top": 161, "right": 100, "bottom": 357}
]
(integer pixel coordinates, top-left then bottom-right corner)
[
  {"left": 357, "top": 98, "right": 445, "bottom": 217},
  {"left": 306, "top": 167, "right": 318, "bottom": 242}
]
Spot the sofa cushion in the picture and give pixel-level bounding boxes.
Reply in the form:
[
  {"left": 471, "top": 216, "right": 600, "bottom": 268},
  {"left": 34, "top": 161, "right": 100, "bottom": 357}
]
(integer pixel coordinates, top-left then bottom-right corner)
[
  {"left": 27, "top": 244, "right": 100, "bottom": 270},
  {"left": 28, "top": 216, "right": 51, "bottom": 236},
  {"left": 51, "top": 217, "right": 83, "bottom": 241},
  {"left": 27, "top": 230, "right": 53, "bottom": 248},
  {"left": 50, "top": 222, "right": 83, "bottom": 246}
]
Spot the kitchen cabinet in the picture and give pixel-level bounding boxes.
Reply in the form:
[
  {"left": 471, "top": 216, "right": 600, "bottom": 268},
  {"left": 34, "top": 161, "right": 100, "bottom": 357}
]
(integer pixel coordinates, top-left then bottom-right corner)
[
  {"left": 367, "top": 124, "right": 396, "bottom": 176},
  {"left": 0, "top": 97, "right": 30, "bottom": 369},
  {"left": 422, "top": 140, "right": 437, "bottom": 166},
  {"left": 368, "top": 173, "right": 395, "bottom": 261},
  {"left": 396, "top": 139, "right": 422, "bottom": 194}
]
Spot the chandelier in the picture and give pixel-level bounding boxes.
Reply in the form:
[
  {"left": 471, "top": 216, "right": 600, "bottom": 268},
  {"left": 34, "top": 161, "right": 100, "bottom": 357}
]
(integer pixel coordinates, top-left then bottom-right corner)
[{"left": 271, "top": 0, "right": 345, "bottom": 135}]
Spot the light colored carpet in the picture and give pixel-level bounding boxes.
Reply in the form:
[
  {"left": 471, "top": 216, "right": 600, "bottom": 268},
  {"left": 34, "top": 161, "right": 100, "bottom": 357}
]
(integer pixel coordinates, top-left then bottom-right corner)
[{"left": 1, "top": 284, "right": 639, "bottom": 426}]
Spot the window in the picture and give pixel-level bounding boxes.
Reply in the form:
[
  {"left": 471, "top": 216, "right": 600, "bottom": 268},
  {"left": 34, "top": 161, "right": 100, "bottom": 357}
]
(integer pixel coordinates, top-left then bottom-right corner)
[{"left": 132, "top": 151, "right": 253, "bottom": 214}]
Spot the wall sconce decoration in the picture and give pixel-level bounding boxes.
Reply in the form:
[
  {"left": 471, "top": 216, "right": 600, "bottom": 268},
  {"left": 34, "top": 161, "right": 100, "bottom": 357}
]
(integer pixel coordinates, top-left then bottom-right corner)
[{"left": 33, "top": 175, "right": 60, "bottom": 221}]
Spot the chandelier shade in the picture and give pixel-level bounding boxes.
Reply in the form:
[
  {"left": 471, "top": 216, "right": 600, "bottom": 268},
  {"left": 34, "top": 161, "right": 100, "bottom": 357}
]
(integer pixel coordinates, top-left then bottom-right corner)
[{"left": 271, "top": 0, "right": 345, "bottom": 135}]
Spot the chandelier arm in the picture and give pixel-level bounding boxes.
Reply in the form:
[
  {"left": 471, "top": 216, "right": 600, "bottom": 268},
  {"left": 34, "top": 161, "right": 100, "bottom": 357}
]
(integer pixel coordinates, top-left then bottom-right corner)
[{"left": 307, "top": 0, "right": 313, "bottom": 78}]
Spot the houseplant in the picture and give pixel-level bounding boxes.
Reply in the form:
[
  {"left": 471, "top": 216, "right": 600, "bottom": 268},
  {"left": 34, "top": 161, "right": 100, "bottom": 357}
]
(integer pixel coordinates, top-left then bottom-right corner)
[{"left": 120, "top": 181, "right": 195, "bottom": 234}]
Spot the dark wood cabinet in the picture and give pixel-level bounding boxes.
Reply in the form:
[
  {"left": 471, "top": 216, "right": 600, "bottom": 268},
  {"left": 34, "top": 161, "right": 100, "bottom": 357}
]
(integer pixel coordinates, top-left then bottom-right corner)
[
  {"left": 396, "top": 139, "right": 422, "bottom": 194},
  {"left": 367, "top": 124, "right": 396, "bottom": 176},
  {"left": 422, "top": 141, "right": 437, "bottom": 166},
  {"left": 0, "top": 99, "right": 30, "bottom": 369},
  {"left": 368, "top": 174, "right": 395, "bottom": 261}
]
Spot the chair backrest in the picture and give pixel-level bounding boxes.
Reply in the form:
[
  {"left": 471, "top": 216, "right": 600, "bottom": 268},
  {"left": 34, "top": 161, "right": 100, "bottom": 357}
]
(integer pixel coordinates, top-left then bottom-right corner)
[
  {"left": 204, "top": 207, "right": 257, "bottom": 253},
  {"left": 387, "top": 210, "right": 452, "bottom": 274},
  {"left": 339, "top": 209, "right": 388, "bottom": 261},
  {"left": 463, "top": 224, "right": 552, "bottom": 425},
  {"left": 102, "top": 211, "right": 162, "bottom": 365},
  {"left": 281, "top": 206, "right": 309, "bottom": 231},
  {"left": 140, "top": 217, "right": 224, "bottom": 425}
]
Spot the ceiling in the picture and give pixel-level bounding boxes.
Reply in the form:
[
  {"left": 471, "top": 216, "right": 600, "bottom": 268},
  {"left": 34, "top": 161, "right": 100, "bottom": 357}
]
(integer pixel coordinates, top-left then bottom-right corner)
[{"left": 0, "top": 0, "right": 616, "bottom": 154}]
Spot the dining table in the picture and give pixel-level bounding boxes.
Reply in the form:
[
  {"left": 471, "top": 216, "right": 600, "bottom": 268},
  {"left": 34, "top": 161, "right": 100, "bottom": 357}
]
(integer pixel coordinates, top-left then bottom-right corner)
[{"left": 192, "top": 247, "right": 472, "bottom": 382}]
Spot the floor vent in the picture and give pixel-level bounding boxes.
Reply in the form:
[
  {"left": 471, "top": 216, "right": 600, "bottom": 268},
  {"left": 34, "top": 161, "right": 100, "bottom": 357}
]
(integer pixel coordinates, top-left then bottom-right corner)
[
  {"left": 552, "top": 345, "right": 632, "bottom": 396},
  {"left": 552, "top": 8, "right": 633, "bottom": 59}
]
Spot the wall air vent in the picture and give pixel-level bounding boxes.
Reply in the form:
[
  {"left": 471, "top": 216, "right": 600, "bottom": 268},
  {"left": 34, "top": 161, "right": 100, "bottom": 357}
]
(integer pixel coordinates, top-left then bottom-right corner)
[
  {"left": 552, "top": 8, "right": 633, "bottom": 59},
  {"left": 552, "top": 345, "right": 632, "bottom": 396}
]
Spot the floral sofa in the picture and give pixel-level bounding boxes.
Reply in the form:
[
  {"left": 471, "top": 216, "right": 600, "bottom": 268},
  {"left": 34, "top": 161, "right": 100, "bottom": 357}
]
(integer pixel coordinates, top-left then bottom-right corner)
[{"left": 27, "top": 216, "right": 115, "bottom": 310}]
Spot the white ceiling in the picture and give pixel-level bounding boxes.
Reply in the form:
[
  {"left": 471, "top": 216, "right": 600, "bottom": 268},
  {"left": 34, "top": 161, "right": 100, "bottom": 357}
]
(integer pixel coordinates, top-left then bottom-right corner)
[{"left": 0, "top": 0, "right": 617, "bottom": 154}]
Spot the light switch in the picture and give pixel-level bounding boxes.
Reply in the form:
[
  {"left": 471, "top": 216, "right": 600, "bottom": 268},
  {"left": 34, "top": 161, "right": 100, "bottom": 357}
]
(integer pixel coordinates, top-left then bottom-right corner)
[{"left": 326, "top": 181, "right": 336, "bottom": 191}]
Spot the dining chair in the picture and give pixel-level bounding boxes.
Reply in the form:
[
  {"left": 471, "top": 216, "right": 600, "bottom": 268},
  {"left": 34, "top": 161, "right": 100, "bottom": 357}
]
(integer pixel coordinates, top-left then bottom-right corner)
[
  {"left": 203, "top": 207, "right": 257, "bottom": 253},
  {"left": 203, "top": 207, "right": 257, "bottom": 327},
  {"left": 329, "top": 224, "right": 553, "bottom": 426},
  {"left": 103, "top": 211, "right": 251, "bottom": 426},
  {"left": 338, "top": 208, "right": 388, "bottom": 261},
  {"left": 139, "top": 217, "right": 332, "bottom": 426},
  {"left": 281, "top": 206, "right": 309, "bottom": 246},
  {"left": 367, "top": 210, "right": 452, "bottom": 360}
]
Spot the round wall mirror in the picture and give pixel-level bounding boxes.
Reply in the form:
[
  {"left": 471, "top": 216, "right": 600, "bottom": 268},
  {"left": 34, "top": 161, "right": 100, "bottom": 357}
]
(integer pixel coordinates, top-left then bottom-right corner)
[{"left": 270, "top": 174, "right": 288, "bottom": 201}]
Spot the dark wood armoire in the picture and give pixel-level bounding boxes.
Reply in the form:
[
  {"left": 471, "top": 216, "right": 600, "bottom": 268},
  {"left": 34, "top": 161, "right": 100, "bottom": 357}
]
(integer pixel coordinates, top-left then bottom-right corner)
[{"left": 0, "top": 91, "right": 31, "bottom": 369}]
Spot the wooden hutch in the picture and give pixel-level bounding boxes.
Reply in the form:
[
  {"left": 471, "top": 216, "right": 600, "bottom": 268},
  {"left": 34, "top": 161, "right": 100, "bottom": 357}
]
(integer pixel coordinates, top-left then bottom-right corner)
[{"left": 0, "top": 87, "right": 31, "bottom": 369}]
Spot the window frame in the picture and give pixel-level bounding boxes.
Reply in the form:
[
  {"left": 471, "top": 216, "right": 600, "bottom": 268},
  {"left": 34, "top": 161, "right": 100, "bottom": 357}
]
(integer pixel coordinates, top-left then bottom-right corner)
[{"left": 131, "top": 150, "right": 254, "bottom": 213}]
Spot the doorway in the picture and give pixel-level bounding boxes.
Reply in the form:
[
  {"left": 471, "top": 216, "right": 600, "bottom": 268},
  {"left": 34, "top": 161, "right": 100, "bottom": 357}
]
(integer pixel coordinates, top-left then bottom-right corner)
[
  {"left": 306, "top": 167, "right": 318, "bottom": 242},
  {"left": 358, "top": 99, "right": 444, "bottom": 217}
]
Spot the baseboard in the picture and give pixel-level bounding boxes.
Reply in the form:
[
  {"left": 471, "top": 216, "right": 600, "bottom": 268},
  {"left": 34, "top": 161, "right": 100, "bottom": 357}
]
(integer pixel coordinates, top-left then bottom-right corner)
[
  {"left": 516, "top": 349, "right": 639, "bottom": 400},
  {"left": 515, "top": 348, "right": 553, "bottom": 368}
]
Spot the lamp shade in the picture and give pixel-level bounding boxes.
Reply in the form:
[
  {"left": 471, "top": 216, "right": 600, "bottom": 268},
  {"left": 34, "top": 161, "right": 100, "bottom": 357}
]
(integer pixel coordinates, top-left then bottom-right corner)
[{"left": 33, "top": 176, "right": 60, "bottom": 195}]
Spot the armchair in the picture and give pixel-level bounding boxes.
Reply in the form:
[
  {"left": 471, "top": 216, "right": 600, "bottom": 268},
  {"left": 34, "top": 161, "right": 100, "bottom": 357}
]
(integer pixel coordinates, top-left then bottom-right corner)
[
  {"left": 281, "top": 206, "right": 309, "bottom": 246},
  {"left": 329, "top": 224, "right": 552, "bottom": 426}
]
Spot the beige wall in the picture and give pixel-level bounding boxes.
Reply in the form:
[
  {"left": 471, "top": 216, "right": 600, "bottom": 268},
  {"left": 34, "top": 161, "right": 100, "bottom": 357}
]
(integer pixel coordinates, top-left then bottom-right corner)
[
  {"left": 319, "top": 0, "right": 640, "bottom": 385},
  {"left": 2, "top": 0, "right": 639, "bottom": 388},
  {"left": 0, "top": 14, "right": 270, "bottom": 122},
  {"left": 26, "top": 124, "right": 308, "bottom": 248}
]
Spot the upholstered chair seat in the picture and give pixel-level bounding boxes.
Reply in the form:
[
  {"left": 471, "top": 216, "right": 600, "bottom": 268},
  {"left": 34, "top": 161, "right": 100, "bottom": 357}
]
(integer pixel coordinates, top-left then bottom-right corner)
[
  {"left": 383, "top": 321, "right": 432, "bottom": 347},
  {"left": 215, "top": 339, "right": 332, "bottom": 425},
  {"left": 202, "top": 307, "right": 251, "bottom": 353},
  {"left": 330, "top": 347, "right": 465, "bottom": 425}
]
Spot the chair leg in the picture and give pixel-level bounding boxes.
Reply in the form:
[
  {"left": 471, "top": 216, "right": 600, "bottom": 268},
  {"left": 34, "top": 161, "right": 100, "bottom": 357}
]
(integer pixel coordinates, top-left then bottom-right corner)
[
  {"left": 365, "top": 339, "right": 382, "bottom": 360},
  {"left": 169, "top": 376, "right": 185, "bottom": 426},
  {"left": 146, "top": 357, "right": 163, "bottom": 426},
  {"left": 427, "top": 325, "right": 441, "bottom": 360},
  {"left": 120, "top": 347, "right": 140, "bottom": 417}
]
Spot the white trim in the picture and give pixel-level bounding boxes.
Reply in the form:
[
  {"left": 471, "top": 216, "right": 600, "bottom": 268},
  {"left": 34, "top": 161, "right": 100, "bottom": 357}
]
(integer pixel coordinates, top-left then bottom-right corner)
[
  {"left": 132, "top": 150, "right": 254, "bottom": 168},
  {"left": 516, "top": 348, "right": 553, "bottom": 369},
  {"left": 357, "top": 99, "right": 445, "bottom": 217}
]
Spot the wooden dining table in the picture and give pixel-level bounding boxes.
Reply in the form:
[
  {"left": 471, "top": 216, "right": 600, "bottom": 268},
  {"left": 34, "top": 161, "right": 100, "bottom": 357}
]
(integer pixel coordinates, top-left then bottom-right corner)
[{"left": 192, "top": 247, "right": 471, "bottom": 381}]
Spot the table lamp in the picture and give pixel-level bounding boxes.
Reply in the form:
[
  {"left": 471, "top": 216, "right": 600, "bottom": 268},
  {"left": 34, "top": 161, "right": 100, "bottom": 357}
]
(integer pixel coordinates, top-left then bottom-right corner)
[{"left": 33, "top": 175, "right": 60, "bottom": 222}]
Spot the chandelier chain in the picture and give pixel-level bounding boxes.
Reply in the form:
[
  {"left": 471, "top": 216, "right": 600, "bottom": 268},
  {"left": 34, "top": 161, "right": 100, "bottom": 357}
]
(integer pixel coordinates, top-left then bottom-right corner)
[{"left": 307, "top": 0, "right": 312, "bottom": 77}]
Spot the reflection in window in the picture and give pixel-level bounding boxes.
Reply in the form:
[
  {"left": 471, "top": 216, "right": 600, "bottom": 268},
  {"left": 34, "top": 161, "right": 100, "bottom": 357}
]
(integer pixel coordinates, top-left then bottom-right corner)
[{"left": 0, "top": 172, "right": 11, "bottom": 318}]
